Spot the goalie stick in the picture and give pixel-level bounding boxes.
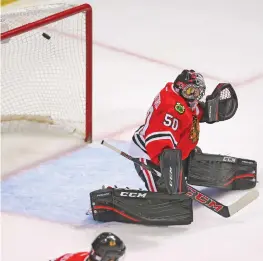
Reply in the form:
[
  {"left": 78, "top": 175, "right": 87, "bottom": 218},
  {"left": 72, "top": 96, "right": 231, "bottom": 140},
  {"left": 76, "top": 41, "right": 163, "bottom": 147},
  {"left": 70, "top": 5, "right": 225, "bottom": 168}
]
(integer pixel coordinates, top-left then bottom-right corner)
[{"left": 101, "top": 140, "right": 259, "bottom": 218}]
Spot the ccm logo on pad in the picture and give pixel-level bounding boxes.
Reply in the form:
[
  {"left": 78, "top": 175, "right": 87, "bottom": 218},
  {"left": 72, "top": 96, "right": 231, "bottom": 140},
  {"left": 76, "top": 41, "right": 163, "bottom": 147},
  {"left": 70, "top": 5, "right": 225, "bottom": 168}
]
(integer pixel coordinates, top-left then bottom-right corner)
[
  {"left": 120, "top": 192, "right": 147, "bottom": 198},
  {"left": 223, "top": 156, "right": 236, "bottom": 163}
]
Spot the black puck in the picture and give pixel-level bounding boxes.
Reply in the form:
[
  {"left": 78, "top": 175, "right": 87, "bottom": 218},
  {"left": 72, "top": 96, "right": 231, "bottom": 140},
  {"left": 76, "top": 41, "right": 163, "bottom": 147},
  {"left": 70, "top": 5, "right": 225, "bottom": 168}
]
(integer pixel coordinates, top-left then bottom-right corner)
[{"left": 42, "top": 33, "right": 51, "bottom": 40}]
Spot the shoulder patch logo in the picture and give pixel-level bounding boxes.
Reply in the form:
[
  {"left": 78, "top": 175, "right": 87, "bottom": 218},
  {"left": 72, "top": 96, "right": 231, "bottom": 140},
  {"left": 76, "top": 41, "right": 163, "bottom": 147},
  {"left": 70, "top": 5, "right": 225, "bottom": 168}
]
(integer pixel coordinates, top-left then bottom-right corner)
[{"left": 175, "top": 102, "right": 185, "bottom": 114}]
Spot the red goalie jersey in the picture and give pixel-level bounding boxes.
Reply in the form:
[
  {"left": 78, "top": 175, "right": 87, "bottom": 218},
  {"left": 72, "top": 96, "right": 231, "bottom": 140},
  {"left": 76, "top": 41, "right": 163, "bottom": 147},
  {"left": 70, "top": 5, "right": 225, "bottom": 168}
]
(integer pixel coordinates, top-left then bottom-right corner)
[
  {"left": 132, "top": 82, "right": 204, "bottom": 165},
  {"left": 51, "top": 252, "right": 90, "bottom": 261}
]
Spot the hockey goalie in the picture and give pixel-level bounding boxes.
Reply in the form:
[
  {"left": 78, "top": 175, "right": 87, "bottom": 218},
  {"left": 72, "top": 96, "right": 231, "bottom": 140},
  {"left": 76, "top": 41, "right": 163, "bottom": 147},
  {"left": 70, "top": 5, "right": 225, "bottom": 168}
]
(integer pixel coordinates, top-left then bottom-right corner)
[{"left": 90, "top": 69, "right": 257, "bottom": 226}]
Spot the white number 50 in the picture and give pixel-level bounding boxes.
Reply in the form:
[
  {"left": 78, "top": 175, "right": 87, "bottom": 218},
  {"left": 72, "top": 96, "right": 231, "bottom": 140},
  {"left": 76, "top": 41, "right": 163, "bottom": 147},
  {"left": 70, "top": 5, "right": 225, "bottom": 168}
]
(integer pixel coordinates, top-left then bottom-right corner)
[{"left": 163, "top": 114, "right": 178, "bottom": 131}]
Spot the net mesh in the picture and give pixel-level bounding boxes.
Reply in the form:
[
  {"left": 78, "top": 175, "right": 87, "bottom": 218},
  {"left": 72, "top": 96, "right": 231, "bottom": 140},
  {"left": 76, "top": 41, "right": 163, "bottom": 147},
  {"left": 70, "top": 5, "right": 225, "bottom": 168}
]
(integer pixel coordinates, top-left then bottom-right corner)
[{"left": 1, "top": 4, "right": 88, "bottom": 138}]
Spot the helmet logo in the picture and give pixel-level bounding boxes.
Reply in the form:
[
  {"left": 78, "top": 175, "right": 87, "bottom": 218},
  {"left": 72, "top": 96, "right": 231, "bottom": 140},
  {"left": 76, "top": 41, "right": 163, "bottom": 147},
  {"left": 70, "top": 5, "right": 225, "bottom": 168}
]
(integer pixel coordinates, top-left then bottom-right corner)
[
  {"left": 186, "top": 87, "right": 195, "bottom": 95},
  {"left": 109, "top": 240, "right": 116, "bottom": 247},
  {"left": 108, "top": 235, "right": 117, "bottom": 247}
]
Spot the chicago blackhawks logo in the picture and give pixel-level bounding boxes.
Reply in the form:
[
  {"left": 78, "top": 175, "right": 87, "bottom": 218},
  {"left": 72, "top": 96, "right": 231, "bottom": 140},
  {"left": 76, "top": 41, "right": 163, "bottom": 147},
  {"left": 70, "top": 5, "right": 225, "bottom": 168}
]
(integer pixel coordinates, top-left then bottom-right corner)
[
  {"left": 175, "top": 102, "right": 185, "bottom": 114},
  {"left": 109, "top": 240, "right": 116, "bottom": 246},
  {"left": 189, "top": 116, "right": 200, "bottom": 143}
]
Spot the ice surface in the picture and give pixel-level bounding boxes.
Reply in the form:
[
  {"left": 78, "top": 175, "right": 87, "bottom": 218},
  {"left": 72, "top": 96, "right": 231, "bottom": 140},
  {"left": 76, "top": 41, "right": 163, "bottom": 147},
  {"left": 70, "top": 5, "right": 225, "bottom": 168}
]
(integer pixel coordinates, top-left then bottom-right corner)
[{"left": 1, "top": 0, "right": 263, "bottom": 260}]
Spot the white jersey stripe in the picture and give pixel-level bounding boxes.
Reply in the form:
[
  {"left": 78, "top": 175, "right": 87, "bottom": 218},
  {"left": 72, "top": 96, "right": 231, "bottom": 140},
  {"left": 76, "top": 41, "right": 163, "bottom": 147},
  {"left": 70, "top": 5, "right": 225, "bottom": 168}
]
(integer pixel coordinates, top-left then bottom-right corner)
[
  {"left": 145, "top": 131, "right": 178, "bottom": 149},
  {"left": 139, "top": 158, "right": 157, "bottom": 192}
]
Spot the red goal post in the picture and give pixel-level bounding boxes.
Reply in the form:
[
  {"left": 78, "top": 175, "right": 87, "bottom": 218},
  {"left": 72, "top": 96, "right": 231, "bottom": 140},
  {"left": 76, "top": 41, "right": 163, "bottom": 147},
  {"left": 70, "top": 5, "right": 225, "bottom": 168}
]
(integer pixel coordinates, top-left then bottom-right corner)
[{"left": 1, "top": 3, "right": 92, "bottom": 142}]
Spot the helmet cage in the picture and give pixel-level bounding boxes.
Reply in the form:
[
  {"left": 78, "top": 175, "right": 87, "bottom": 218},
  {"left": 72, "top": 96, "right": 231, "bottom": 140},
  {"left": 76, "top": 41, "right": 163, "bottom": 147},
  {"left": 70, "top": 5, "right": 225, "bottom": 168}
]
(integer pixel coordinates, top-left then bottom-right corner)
[{"left": 181, "top": 83, "right": 205, "bottom": 101}]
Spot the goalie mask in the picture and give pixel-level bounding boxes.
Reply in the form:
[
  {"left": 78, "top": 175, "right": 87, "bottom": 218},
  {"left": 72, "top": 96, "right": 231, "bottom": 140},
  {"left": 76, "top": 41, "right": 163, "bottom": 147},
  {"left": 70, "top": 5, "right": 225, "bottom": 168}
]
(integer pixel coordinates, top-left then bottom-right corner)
[
  {"left": 174, "top": 69, "right": 206, "bottom": 103},
  {"left": 90, "top": 232, "right": 126, "bottom": 261}
]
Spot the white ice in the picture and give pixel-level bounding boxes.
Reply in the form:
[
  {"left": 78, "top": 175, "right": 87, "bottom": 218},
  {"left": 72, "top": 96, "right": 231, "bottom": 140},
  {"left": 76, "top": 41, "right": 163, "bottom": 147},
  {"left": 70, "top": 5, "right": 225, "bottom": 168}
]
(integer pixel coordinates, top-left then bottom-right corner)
[{"left": 1, "top": 0, "right": 263, "bottom": 260}]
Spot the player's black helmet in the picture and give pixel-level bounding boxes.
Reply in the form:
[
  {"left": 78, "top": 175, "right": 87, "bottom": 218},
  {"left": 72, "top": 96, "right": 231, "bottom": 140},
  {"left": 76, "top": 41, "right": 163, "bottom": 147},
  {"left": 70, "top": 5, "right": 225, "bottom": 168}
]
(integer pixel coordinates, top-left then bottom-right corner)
[
  {"left": 90, "top": 232, "right": 126, "bottom": 261},
  {"left": 174, "top": 69, "right": 206, "bottom": 102}
]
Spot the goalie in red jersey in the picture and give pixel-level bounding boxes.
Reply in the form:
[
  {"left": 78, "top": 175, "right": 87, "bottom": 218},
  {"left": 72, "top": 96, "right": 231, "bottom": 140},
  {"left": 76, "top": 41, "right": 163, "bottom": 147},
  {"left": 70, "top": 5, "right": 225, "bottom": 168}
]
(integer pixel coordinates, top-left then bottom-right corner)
[
  {"left": 89, "top": 69, "right": 256, "bottom": 226},
  {"left": 50, "top": 232, "right": 126, "bottom": 261},
  {"left": 129, "top": 69, "right": 207, "bottom": 193},
  {"left": 129, "top": 69, "right": 255, "bottom": 194}
]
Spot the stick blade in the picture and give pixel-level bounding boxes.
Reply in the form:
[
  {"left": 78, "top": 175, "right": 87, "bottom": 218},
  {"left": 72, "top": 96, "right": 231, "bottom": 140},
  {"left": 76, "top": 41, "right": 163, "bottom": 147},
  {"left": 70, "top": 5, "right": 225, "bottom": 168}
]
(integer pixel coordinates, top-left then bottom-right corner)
[{"left": 228, "top": 189, "right": 259, "bottom": 216}]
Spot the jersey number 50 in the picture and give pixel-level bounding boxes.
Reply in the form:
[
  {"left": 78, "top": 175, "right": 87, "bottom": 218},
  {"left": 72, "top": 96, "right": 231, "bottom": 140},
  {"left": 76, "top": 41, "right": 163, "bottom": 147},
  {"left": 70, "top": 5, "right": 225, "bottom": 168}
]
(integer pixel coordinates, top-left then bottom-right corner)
[
  {"left": 141, "top": 107, "right": 178, "bottom": 135},
  {"left": 163, "top": 113, "right": 178, "bottom": 131}
]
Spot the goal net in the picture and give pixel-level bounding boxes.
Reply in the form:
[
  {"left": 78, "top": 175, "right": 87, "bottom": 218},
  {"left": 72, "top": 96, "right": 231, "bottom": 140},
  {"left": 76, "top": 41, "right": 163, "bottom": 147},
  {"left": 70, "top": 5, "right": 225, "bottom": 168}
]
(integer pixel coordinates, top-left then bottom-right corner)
[{"left": 1, "top": 3, "right": 92, "bottom": 142}]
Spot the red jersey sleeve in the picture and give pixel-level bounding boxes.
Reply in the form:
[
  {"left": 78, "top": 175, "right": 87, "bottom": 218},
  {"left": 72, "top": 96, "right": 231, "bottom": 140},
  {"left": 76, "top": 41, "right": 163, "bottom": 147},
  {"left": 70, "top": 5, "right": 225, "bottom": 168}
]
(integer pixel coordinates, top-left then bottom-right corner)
[{"left": 53, "top": 252, "right": 90, "bottom": 261}]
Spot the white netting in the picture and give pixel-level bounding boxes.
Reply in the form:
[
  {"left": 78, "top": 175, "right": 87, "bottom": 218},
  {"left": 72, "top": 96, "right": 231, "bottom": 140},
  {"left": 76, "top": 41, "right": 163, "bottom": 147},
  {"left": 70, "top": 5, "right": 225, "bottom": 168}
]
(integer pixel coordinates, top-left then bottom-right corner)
[{"left": 1, "top": 4, "right": 89, "bottom": 139}]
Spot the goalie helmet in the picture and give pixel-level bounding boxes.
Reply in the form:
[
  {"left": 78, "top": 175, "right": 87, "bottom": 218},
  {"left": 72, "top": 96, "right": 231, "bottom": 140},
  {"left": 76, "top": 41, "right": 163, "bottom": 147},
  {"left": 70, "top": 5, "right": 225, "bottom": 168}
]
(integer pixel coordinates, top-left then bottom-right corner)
[
  {"left": 90, "top": 232, "right": 126, "bottom": 261},
  {"left": 174, "top": 69, "right": 206, "bottom": 103}
]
